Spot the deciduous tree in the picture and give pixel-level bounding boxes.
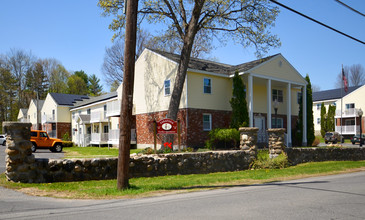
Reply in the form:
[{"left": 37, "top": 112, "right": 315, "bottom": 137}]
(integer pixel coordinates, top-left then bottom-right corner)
[{"left": 99, "top": 0, "right": 281, "bottom": 146}]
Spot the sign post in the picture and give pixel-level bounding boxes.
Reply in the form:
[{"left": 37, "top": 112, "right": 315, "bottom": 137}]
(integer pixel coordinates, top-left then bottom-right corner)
[{"left": 155, "top": 118, "right": 180, "bottom": 151}]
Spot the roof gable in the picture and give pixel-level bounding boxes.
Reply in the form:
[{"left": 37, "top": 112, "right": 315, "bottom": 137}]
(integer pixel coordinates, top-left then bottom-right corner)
[{"left": 146, "top": 48, "right": 279, "bottom": 76}]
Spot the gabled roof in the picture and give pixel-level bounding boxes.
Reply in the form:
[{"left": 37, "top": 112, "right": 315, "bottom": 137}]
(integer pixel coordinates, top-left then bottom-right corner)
[
  {"left": 77, "top": 114, "right": 90, "bottom": 123},
  {"left": 312, "top": 85, "right": 362, "bottom": 102},
  {"left": 31, "top": 99, "right": 45, "bottom": 109},
  {"left": 71, "top": 92, "right": 118, "bottom": 109},
  {"left": 49, "top": 93, "right": 89, "bottom": 106},
  {"left": 148, "top": 48, "right": 280, "bottom": 76},
  {"left": 20, "top": 108, "right": 28, "bottom": 115}
]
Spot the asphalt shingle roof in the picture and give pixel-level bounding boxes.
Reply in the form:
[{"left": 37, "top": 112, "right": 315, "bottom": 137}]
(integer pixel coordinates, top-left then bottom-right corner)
[
  {"left": 71, "top": 92, "right": 118, "bottom": 109},
  {"left": 50, "top": 93, "right": 89, "bottom": 106},
  {"left": 148, "top": 48, "right": 280, "bottom": 75},
  {"left": 312, "top": 85, "right": 362, "bottom": 102}
]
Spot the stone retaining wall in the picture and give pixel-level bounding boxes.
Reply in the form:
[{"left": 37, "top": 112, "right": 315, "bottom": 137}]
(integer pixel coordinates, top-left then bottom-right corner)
[{"left": 286, "top": 147, "right": 365, "bottom": 165}]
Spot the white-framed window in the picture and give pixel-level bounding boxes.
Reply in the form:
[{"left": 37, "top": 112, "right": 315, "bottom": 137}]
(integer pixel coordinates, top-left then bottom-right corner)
[
  {"left": 345, "top": 103, "right": 355, "bottom": 109},
  {"left": 272, "top": 89, "right": 283, "bottom": 102},
  {"left": 103, "top": 125, "right": 109, "bottom": 133},
  {"left": 271, "top": 118, "right": 283, "bottom": 128},
  {"left": 203, "top": 114, "right": 212, "bottom": 131},
  {"left": 52, "top": 109, "right": 55, "bottom": 120},
  {"left": 164, "top": 79, "right": 171, "bottom": 96},
  {"left": 87, "top": 108, "right": 91, "bottom": 115},
  {"left": 297, "top": 92, "right": 302, "bottom": 104},
  {"left": 72, "top": 112, "right": 75, "bottom": 119},
  {"left": 317, "top": 103, "right": 321, "bottom": 110},
  {"left": 317, "top": 118, "right": 321, "bottom": 124},
  {"left": 204, "top": 78, "right": 211, "bottom": 94}
]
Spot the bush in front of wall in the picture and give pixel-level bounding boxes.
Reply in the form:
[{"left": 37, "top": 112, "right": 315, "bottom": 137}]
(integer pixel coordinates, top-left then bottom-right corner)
[
  {"left": 251, "top": 150, "right": 289, "bottom": 169},
  {"left": 206, "top": 128, "right": 240, "bottom": 150}
]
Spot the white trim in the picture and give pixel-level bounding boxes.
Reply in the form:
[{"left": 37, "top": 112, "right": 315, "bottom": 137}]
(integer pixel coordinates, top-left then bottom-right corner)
[
  {"left": 203, "top": 113, "right": 212, "bottom": 131},
  {"left": 70, "top": 97, "right": 118, "bottom": 112},
  {"left": 164, "top": 79, "right": 171, "bottom": 96},
  {"left": 248, "top": 72, "right": 307, "bottom": 87},
  {"left": 287, "top": 83, "right": 292, "bottom": 147},
  {"left": 203, "top": 77, "right": 212, "bottom": 94},
  {"left": 248, "top": 74, "right": 253, "bottom": 127},
  {"left": 187, "top": 68, "right": 230, "bottom": 78},
  {"left": 267, "top": 79, "right": 272, "bottom": 129}
]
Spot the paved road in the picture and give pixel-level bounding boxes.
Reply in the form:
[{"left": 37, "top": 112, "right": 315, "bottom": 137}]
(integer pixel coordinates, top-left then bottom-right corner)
[
  {"left": 1, "top": 171, "right": 365, "bottom": 220},
  {"left": 0, "top": 145, "right": 64, "bottom": 174}
]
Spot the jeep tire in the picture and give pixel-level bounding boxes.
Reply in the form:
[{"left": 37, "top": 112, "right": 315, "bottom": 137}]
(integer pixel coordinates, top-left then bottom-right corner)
[
  {"left": 31, "top": 143, "right": 37, "bottom": 152},
  {"left": 53, "top": 144, "right": 63, "bottom": 153}
]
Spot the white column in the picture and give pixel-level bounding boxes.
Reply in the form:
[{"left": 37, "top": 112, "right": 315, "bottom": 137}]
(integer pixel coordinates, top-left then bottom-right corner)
[
  {"left": 287, "top": 83, "right": 292, "bottom": 147},
  {"left": 267, "top": 79, "right": 272, "bottom": 129},
  {"left": 302, "top": 86, "right": 307, "bottom": 146},
  {"left": 248, "top": 74, "right": 253, "bottom": 127}
]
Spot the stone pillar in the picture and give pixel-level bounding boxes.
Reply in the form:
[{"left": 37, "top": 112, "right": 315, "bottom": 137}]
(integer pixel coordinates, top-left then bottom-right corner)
[
  {"left": 3, "top": 122, "right": 35, "bottom": 183},
  {"left": 239, "top": 127, "right": 258, "bottom": 160},
  {"left": 268, "top": 128, "right": 286, "bottom": 158}
]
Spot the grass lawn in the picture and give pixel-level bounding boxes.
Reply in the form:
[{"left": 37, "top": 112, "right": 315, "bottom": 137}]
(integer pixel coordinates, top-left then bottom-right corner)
[
  {"left": 1, "top": 161, "right": 364, "bottom": 199},
  {"left": 63, "top": 146, "right": 143, "bottom": 158}
]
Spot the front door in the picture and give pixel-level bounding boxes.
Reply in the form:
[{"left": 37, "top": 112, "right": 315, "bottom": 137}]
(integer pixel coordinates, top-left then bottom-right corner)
[{"left": 254, "top": 116, "right": 267, "bottom": 143}]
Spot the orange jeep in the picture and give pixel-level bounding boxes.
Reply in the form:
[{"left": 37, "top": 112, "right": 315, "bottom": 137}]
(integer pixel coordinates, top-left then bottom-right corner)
[{"left": 30, "top": 130, "right": 63, "bottom": 152}]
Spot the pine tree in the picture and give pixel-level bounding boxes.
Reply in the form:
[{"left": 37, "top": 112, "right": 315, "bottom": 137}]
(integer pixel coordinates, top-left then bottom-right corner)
[
  {"left": 320, "top": 102, "right": 327, "bottom": 137},
  {"left": 230, "top": 70, "right": 249, "bottom": 129},
  {"left": 306, "top": 75, "right": 315, "bottom": 146}
]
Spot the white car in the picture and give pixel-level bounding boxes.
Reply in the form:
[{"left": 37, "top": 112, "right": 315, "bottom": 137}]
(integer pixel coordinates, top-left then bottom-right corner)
[{"left": 0, "top": 134, "right": 6, "bottom": 146}]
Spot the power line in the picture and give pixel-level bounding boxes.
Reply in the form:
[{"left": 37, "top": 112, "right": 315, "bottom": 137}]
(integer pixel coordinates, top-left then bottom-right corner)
[
  {"left": 269, "top": 0, "right": 365, "bottom": 45},
  {"left": 334, "top": 0, "right": 365, "bottom": 18}
]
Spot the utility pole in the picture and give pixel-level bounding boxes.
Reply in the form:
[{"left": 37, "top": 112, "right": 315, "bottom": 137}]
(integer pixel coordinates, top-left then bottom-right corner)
[{"left": 117, "top": 0, "right": 138, "bottom": 190}]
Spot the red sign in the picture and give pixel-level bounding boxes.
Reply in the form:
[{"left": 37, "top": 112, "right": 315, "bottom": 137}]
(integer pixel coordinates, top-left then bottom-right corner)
[{"left": 157, "top": 119, "right": 177, "bottom": 134}]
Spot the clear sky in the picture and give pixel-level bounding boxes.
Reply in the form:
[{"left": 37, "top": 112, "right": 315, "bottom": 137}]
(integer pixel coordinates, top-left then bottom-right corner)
[{"left": 1, "top": 0, "right": 364, "bottom": 92}]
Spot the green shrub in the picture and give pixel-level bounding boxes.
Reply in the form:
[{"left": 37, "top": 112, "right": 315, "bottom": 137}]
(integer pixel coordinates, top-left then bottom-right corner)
[
  {"left": 141, "top": 147, "right": 155, "bottom": 154},
  {"left": 206, "top": 128, "right": 240, "bottom": 150},
  {"left": 62, "top": 132, "right": 71, "bottom": 141},
  {"left": 62, "top": 141, "right": 74, "bottom": 148},
  {"left": 251, "top": 150, "right": 289, "bottom": 169}
]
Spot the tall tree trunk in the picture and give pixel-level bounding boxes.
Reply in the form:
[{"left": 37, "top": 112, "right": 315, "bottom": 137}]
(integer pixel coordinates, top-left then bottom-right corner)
[{"left": 163, "top": 1, "right": 205, "bottom": 149}]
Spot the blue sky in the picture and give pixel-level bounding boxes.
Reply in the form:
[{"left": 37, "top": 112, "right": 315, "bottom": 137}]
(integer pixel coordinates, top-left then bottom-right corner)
[{"left": 1, "top": 0, "right": 364, "bottom": 91}]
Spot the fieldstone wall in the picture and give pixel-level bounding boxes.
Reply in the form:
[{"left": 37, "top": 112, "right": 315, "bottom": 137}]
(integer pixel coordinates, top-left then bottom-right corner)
[
  {"left": 268, "top": 128, "right": 286, "bottom": 158},
  {"left": 6, "top": 151, "right": 253, "bottom": 183},
  {"left": 286, "top": 147, "right": 365, "bottom": 165},
  {"left": 239, "top": 127, "right": 258, "bottom": 161}
]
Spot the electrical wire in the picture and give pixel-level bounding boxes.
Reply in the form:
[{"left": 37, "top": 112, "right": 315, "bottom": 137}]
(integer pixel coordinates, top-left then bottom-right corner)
[
  {"left": 334, "top": 0, "right": 365, "bottom": 18},
  {"left": 269, "top": 0, "right": 365, "bottom": 45}
]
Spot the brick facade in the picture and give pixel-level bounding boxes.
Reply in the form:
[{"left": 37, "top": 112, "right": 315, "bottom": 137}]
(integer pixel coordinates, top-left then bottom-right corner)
[
  {"left": 135, "top": 109, "right": 300, "bottom": 148},
  {"left": 136, "top": 108, "right": 231, "bottom": 148},
  {"left": 42, "top": 122, "right": 71, "bottom": 140}
]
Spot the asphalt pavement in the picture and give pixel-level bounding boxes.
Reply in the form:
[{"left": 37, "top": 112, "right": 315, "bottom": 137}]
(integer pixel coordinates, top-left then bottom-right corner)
[{"left": 0, "top": 171, "right": 364, "bottom": 220}]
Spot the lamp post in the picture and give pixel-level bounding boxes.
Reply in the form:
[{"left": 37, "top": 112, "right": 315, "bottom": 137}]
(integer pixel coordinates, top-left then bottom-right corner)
[
  {"left": 359, "top": 108, "right": 363, "bottom": 147},
  {"left": 273, "top": 100, "right": 279, "bottom": 128}
]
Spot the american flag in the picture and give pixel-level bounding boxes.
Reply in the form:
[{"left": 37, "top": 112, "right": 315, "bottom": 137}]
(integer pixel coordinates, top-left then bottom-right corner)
[{"left": 342, "top": 67, "right": 348, "bottom": 92}]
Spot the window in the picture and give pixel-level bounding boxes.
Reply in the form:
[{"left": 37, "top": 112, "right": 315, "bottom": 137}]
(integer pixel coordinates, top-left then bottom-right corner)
[
  {"left": 104, "top": 105, "right": 107, "bottom": 118},
  {"left": 103, "top": 125, "right": 109, "bottom": 133},
  {"left": 297, "top": 92, "right": 302, "bottom": 104},
  {"left": 317, "top": 118, "right": 321, "bottom": 124},
  {"left": 164, "top": 79, "right": 171, "bottom": 96},
  {"left": 346, "top": 103, "right": 355, "bottom": 109},
  {"left": 203, "top": 114, "right": 212, "bottom": 131},
  {"left": 72, "top": 112, "right": 75, "bottom": 119},
  {"left": 272, "top": 89, "right": 283, "bottom": 102},
  {"left": 40, "top": 132, "right": 48, "bottom": 138},
  {"left": 271, "top": 118, "right": 283, "bottom": 128},
  {"left": 204, "top": 78, "right": 211, "bottom": 94},
  {"left": 87, "top": 108, "right": 91, "bottom": 115},
  {"left": 317, "top": 103, "right": 321, "bottom": 110},
  {"left": 52, "top": 109, "right": 55, "bottom": 120},
  {"left": 30, "top": 132, "right": 37, "bottom": 137}
]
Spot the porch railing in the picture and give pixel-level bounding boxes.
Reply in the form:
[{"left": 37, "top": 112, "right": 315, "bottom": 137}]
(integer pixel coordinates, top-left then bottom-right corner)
[{"left": 335, "top": 125, "right": 360, "bottom": 135}]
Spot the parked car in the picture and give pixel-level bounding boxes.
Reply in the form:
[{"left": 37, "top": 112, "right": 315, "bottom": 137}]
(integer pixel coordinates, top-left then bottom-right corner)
[
  {"left": 30, "top": 130, "right": 63, "bottom": 152},
  {"left": 351, "top": 134, "right": 365, "bottom": 145},
  {"left": 324, "top": 132, "right": 344, "bottom": 144},
  {"left": 0, "top": 134, "right": 6, "bottom": 146}
]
